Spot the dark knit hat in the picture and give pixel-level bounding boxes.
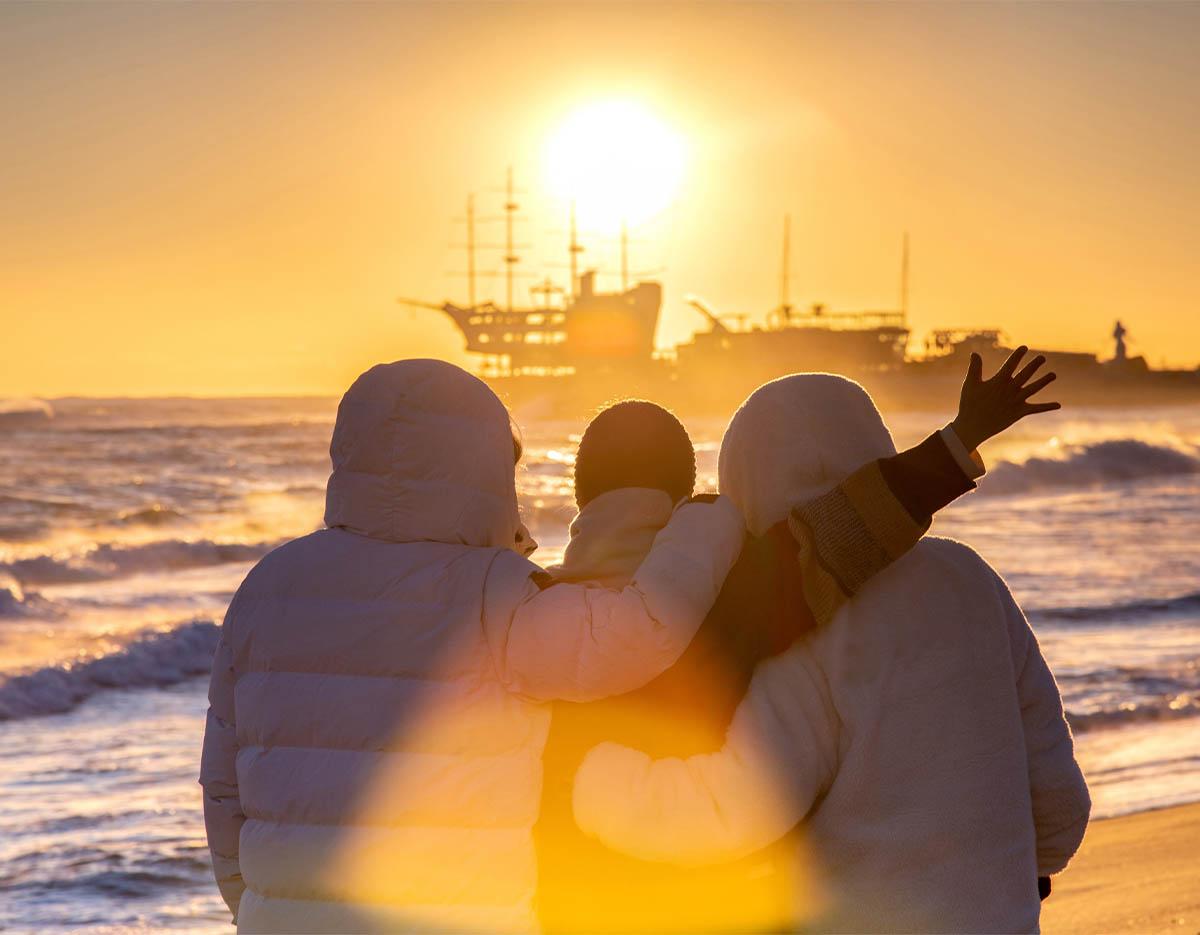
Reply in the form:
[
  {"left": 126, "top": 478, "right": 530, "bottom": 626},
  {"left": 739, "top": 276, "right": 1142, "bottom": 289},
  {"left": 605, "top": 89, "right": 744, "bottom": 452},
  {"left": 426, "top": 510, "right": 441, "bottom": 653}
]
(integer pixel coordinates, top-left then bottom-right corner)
[{"left": 574, "top": 400, "right": 696, "bottom": 509}]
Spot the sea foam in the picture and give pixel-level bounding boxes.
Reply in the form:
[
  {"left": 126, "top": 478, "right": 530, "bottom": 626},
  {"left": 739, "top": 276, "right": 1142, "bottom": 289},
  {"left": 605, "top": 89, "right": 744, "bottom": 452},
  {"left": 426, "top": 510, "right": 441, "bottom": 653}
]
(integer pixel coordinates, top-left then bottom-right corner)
[
  {"left": 983, "top": 438, "right": 1200, "bottom": 496},
  {"left": 0, "top": 620, "right": 220, "bottom": 720},
  {"left": 1031, "top": 591, "right": 1200, "bottom": 624},
  {"left": 2, "top": 538, "right": 278, "bottom": 587},
  {"left": 0, "top": 398, "right": 54, "bottom": 427},
  {"left": 0, "top": 573, "right": 61, "bottom": 619}
]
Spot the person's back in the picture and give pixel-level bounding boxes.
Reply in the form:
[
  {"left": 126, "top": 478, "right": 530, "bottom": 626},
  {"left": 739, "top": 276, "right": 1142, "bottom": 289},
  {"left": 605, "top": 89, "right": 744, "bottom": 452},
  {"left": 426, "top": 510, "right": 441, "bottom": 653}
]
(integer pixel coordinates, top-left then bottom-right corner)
[
  {"left": 216, "top": 530, "right": 548, "bottom": 933},
  {"left": 578, "top": 535, "right": 1087, "bottom": 932},
  {"left": 537, "top": 489, "right": 806, "bottom": 933},
  {"left": 797, "top": 535, "right": 1065, "bottom": 931},
  {"left": 537, "top": 403, "right": 797, "bottom": 932}
]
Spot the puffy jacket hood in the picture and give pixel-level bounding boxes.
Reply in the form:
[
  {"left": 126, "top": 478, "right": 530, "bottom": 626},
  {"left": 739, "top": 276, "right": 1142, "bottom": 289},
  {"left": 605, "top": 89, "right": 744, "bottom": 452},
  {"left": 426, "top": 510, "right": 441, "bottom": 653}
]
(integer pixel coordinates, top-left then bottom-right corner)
[
  {"left": 718, "top": 373, "right": 896, "bottom": 535},
  {"left": 324, "top": 359, "right": 521, "bottom": 547}
]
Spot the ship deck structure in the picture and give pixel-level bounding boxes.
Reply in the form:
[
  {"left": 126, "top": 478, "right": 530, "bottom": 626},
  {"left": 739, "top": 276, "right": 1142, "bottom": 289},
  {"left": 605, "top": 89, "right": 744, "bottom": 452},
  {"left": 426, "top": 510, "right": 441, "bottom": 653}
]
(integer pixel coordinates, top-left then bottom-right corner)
[{"left": 400, "top": 178, "right": 1200, "bottom": 418}]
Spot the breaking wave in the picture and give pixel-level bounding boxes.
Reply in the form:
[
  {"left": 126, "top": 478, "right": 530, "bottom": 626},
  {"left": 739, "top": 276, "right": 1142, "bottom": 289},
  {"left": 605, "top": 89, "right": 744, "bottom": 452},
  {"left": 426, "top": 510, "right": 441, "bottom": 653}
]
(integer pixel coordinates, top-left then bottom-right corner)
[
  {"left": 1069, "top": 694, "right": 1200, "bottom": 733},
  {"left": 117, "top": 505, "right": 188, "bottom": 526},
  {"left": 1, "top": 538, "right": 279, "bottom": 587},
  {"left": 982, "top": 439, "right": 1200, "bottom": 497},
  {"left": 0, "top": 620, "right": 219, "bottom": 720},
  {"left": 1061, "top": 662, "right": 1200, "bottom": 733},
  {"left": 1030, "top": 591, "right": 1200, "bottom": 624},
  {"left": 0, "top": 843, "right": 211, "bottom": 896},
  {"left": 0, "top": 398, "right": 53, "bottom": 427},
  {"left": 0, "top": 574, "right": 61, "bottom": 619}
]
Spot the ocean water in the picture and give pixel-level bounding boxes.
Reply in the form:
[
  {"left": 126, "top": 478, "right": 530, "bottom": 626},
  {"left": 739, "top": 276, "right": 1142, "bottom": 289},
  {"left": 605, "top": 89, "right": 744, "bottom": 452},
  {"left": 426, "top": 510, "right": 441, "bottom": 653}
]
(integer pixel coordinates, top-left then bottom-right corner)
[{"left": 0, "top": 396, "right": 1198, "bottom": 932}]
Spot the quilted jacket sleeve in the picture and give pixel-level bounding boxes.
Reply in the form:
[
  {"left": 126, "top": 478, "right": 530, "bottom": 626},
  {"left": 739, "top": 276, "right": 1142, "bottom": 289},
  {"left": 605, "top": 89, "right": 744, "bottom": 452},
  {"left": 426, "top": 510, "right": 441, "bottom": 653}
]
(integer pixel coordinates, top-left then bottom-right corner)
[
  {"left": 199, "top": 596, "right": 247, "bottom": 922},
  {"left": 994, "top": 571, "right": 1091, "bottom": 874},
  {"left": 571, "top": 645, "right": 838, "bottom": 864},
  {"left": 787, "top": 430, "right": 979, "bottom": 627},
  {"left": 483, "top": 496, "right": 745, "bottom": 703}
]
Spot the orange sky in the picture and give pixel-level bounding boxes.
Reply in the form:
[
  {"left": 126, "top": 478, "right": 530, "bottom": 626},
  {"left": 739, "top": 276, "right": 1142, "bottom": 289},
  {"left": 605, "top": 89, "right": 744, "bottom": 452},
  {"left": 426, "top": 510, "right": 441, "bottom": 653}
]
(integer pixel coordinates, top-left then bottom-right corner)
[{"left": 3, "top": 2, "right": 1198, "bottom": 396}]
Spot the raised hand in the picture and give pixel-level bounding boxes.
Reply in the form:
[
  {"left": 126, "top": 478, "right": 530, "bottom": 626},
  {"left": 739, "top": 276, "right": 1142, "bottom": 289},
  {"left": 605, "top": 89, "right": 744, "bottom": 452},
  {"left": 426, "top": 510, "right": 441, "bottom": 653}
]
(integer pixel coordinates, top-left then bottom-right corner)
[{"left": 950, "top": 346, "right": 1060, "bottom": 451}]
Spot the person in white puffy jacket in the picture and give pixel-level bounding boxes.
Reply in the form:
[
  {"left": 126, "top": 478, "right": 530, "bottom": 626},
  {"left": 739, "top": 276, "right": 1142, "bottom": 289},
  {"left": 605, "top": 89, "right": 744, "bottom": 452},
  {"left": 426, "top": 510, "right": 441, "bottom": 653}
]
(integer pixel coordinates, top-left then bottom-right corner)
[
  {"left": 572, "top": 374, "right": 1091, "bottom": 934},
  {"left": 199, "top": 360, "right": 749, "bottom": 933}
]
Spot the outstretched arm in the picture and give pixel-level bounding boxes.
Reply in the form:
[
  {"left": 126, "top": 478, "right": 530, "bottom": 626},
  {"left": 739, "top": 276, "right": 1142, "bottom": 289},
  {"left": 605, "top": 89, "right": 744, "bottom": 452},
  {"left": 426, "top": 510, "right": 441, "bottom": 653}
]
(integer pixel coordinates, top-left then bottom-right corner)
[
  {"left": 572, "top": 647, "right": 838, "bottom": 865},
  {"left": 199, "top": 614, "right": 245, "bottom": 921},
  {"left": 783, "top": 345, "right": 1061, "bottom": 629},
  {"left": 483, "top": 496, "right": 746, "bottom": 703}
]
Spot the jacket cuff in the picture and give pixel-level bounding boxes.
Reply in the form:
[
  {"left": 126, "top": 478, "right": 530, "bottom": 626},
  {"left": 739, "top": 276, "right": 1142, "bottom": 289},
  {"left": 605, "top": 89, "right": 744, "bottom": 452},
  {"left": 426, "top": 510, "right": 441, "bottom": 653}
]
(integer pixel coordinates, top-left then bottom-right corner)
[
  {"left": 840, "top": 459, "right": 930, "bottom": 561},
  {"left": 788, "top": 460, "right": 926, "bottom": 597},
  {"left": 940, "top": 425, "right": 987, "bottom": 480}
]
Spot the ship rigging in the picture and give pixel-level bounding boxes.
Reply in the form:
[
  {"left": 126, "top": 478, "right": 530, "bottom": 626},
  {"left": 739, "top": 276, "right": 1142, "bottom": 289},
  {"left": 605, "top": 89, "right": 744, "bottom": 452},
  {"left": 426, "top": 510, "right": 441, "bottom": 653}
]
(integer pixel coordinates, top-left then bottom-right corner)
[
  {"left": 398, "top": 169, "right": 661, "bottom": 379},
  {"left": 398, "top": 176, "right": 1200, "bottom": 414}
]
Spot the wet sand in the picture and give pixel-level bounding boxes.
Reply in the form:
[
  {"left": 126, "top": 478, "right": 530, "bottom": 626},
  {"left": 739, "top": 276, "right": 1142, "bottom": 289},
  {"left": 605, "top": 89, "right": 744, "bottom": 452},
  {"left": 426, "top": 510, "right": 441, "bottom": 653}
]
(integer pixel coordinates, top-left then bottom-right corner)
[{"left": 1041, "top": 802, "right": 1200, "bottom": 934}]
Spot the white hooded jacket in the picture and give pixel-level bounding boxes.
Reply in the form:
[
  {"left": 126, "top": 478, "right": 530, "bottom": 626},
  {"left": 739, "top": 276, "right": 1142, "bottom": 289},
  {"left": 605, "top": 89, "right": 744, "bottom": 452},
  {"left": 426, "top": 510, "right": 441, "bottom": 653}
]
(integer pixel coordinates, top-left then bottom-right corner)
[
  {"left": 199, "top": 360, "right": 745, "bottom": 933},
  {"left": 573, "top": 374, "right": 1090, "bottom": 934}
]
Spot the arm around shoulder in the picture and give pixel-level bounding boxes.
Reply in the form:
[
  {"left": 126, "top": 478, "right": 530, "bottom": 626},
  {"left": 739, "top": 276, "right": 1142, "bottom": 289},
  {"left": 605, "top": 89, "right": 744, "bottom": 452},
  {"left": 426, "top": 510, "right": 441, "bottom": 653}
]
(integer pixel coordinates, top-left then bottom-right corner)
[
  {"left": 572, "top": 645, "right": 838, "bottom": 864},
  {"left": 483, "top": 495, "right": 746, "bottom": 702}
]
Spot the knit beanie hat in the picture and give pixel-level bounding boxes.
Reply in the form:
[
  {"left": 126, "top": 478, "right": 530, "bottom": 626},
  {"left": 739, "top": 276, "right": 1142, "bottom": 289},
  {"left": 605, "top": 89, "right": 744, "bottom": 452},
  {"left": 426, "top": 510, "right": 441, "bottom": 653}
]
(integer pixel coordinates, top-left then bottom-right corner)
[{"left": 574, "top": 400, "right": 696, "bottom": 509}]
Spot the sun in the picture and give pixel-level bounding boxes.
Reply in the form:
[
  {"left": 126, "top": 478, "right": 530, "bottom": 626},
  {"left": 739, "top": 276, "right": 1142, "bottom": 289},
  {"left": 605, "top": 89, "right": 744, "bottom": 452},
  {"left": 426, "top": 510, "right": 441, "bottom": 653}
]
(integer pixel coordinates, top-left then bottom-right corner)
[{"left": 544, "top": 100, "right": 687, "bottom": 233}]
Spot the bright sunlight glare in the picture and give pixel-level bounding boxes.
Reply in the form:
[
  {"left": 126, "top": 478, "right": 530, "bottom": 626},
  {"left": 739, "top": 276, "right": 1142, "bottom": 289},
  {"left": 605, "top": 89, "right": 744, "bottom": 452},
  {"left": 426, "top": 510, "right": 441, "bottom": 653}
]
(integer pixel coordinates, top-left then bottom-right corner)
[{"left": 543, "top": 100, "right": 687, "bottom": 233}]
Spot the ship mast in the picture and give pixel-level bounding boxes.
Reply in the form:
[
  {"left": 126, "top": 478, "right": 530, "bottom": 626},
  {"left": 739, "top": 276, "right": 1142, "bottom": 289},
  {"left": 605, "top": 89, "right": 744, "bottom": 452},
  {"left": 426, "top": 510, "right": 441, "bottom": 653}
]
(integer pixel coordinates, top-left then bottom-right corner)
[
  {"left": 780, "top": 213, "right": 792, "bottom": 320},
  {"left": 899, "top": 231, "right": 910, "bottom": 324},
  {"left": 569, "top": 201, "right": 583, "bottom": 302},
  {"left": 503, "top": 166, "right": 520, "bottom": 313},
  {"left": 620, "top": 220, "right": 629, "bottom": 292},
  {"left": 465, "top": 193, "right": 477, "bottom": 309}
]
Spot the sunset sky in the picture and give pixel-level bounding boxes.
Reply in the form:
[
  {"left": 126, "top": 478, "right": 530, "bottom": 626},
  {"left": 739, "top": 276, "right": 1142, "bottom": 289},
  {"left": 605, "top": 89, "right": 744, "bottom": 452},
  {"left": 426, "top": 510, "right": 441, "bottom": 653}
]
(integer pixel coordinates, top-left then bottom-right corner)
[{"left": 3, "top": 1, "right": 1198, "bottom": 396}]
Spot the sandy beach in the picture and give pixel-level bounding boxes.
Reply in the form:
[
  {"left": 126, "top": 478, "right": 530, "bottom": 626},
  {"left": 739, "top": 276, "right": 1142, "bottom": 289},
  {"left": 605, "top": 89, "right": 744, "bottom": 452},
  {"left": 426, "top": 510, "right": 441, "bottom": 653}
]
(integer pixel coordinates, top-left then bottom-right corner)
[{"left": 1041, "top": 802, "right": 1200, "bottom": 934}]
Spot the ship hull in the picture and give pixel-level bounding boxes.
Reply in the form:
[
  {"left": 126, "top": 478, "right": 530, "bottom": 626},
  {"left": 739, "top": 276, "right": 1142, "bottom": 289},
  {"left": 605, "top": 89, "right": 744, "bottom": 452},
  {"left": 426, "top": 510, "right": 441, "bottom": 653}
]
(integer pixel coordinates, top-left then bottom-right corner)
[{"left": 481, "top": 363, "right": 1200, "bottom": 420}]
